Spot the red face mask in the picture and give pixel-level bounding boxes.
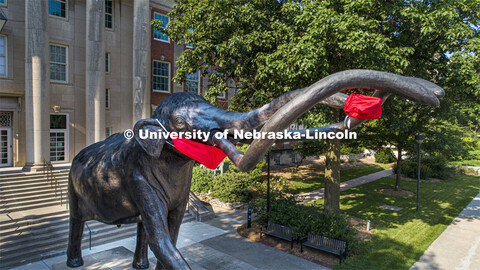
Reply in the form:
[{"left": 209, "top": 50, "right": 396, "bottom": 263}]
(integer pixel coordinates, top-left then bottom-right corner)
[
  {"left": 172, "top": 138, "right": 226, "bottom": 169},
  {"left": 344, "top": 93, "right": 382, "bottom": 120}
]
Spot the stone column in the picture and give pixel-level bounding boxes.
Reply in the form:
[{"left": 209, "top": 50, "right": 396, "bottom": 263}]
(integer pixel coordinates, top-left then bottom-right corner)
[
  {"left": 86, "top": 0, "right": 106, "bottom": 145},
  {"left": 23, "top": 0, "right": 49, "bottom": 171},
  {"left": 132, "top": 0, "right": 151, "bottom": 124}
]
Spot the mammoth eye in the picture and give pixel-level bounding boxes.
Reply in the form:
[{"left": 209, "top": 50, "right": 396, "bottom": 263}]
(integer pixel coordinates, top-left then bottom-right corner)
[{"left": 173, "top": 116, "right": 186, "bottom": 129}]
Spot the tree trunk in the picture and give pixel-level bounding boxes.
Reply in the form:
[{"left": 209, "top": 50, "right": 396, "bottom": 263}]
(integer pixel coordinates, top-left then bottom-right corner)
[
  {"left": 395, "top": 147, "right": 402, "bottom": 191},
  {"left": 324, "top": 110, "right": 341, "bottom": 213}
]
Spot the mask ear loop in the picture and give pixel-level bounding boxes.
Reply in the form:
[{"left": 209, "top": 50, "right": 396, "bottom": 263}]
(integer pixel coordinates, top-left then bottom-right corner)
[
  {"left": 344, "top": 115, "right": 351, "bottom": 130},
  {"left": 155, "top": 119, "right": 175, "bottom": 147}
]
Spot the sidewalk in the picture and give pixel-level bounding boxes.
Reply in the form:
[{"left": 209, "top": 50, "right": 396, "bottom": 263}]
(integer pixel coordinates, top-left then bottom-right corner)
[
  {"left": 12, "top": 205, "right": 328, "bottom": 270},
  {"left": 299, "top": 169, "right": 394, "bottom": 204},
  {"left": 410, "top": 192, "right": 480, "bottom": 270}
]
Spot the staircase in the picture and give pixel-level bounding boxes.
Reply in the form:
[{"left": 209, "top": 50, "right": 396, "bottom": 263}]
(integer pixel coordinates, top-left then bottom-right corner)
[
  {"left": 0, "top": 170, "right": 70, "bottom": 214},
  {"left": 0, "top": 170, "right": 195, "bottom": 269}
]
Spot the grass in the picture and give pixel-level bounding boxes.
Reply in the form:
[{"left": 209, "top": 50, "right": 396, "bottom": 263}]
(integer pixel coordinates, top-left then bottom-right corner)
[
  {"left": 289, "top": 163, "right": 391, "bottom": 193},
  {"left": 308, "top": 174, "right": 480, "bottom": 270}
]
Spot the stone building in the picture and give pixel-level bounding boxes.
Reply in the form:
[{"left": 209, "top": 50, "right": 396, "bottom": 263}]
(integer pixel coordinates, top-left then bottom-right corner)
[{"left": 0, "top": 0, "right": 228, "bottom": 170}]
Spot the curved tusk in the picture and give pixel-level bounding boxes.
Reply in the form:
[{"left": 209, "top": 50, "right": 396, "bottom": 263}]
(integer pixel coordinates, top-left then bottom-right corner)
[{"left": 235, "top": 69, "right": 442, "bottom": 171}]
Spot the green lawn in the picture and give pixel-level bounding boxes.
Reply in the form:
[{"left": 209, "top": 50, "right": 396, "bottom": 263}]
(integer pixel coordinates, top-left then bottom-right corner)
[
  {"left": 289, "top": 163, "right": 391, "bottom": 193},
  {"left": 309, "top": 174, "right": 480, "bottom": 270}
]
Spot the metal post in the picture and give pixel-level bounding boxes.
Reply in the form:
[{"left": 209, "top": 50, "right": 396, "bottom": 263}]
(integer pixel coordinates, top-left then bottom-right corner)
[
  {"left": 266, "top": 150, "right": 271, "bottom": 222},
  {"left": 247, "top": 207, "right": 252, "bottom": 228},
  {"left": 417, "top": 142, "right": 421, "bottom": 212}
]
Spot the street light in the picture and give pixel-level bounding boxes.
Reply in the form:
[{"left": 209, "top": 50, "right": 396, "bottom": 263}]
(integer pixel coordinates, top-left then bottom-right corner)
[
  {"left": 0, "top": 8, "right": 7, "bottom": 33},
  {"left": 415, "top": 134, "right": 425, "bottom": 212}
]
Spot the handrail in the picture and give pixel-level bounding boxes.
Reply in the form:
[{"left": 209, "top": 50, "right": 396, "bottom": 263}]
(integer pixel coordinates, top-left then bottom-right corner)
[
  {"left": 43, "top": 158, "right": 69, "bottom": 209},
  {"left": 188, "top": 192, "right": 212, "bottom": 221}
]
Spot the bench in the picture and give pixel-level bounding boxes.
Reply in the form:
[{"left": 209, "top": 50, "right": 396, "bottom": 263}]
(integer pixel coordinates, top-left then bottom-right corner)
[
  {"left": 300, "top": 233, "right": 348, "bottom": 263},
  {"left": 260, "top": 222, "right": 296, "bottom": 249}
]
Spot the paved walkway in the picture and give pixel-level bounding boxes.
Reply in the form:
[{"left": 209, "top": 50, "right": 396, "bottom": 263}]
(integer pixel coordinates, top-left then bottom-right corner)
[
  {"left": 299, "top": 169, "right": 394, "bottom": 204},
  {"left": 12, "top": 206, "right": 328, "bottom": 270},
  {"left": 410, "top": 192, "right": 480, "bottom": 270}
]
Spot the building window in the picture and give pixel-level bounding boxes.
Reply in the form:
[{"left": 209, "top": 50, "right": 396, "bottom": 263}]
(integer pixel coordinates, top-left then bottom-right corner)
[
  {"left": 186, "top": 29, "right": 194, "bottom": 48},
  {"left": 0, "top": 36, "right": 6, "bottom": 77},
  {"left": 105, "top": 127, "right": 112, "bottom": 138},
  {"left": 152, "top": 61, "right": 170, "bottom": 93},
  {"left": 185, "top": 71, "right": 200, "bottom": 94},
  {"left": 153, "top": 13, "right": 169, "bottom": 42},
  {"left": 105, "top": 0, "right": 113, "bottom": 29},
  {"left": 217, "top": 91, "right": 226, "bottom": 99},
  {"left": 49, "top": 0, "right": 67, "bottom": 18},
  {"left": 106, "top": 88, "right": 110, "bottom": 109},
  {"left": 50, "top": 45, "right": 68, "bottom": 83},
  {"left": 105, "top": 52, "right": 110, "bottom": 73}
]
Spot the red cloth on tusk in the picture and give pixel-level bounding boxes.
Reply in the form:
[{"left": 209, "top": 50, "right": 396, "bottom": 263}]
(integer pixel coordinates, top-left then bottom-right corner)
[
  {"left": 172, "top": 138, "right": 226, "bottom": 169},
  {"left": 344, "top": 94, "right": 382, "bottom": 120}
]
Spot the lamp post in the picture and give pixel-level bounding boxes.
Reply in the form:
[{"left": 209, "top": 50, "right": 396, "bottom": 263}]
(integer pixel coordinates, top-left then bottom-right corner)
[
  {"left": 0, "top": 8, "right": 7, "bottom": 32},
  {"left": 415, "top": 135, "right": 425, "bottom": 212},
  {"left": 266, "top": 149, "right": 271, "bottom": 222}
]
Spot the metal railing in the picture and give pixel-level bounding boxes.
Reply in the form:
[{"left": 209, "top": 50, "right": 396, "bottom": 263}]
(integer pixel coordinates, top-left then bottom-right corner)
[
  {"left": 187, "top": 192, "right": 214, "bottom": 221},
  {"left": 43, "top": 158, "right": 69, "bottom": 209}
]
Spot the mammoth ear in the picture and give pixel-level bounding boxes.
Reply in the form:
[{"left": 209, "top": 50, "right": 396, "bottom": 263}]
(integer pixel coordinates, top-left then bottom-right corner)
[{"left": 133, "top": 119, "right": 166, "bottom": 158}]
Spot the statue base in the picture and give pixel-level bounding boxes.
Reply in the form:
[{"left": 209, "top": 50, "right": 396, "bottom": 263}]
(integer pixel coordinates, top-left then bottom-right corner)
[{"left": 52, "top": 247, "right": 143, "bottom": 270}]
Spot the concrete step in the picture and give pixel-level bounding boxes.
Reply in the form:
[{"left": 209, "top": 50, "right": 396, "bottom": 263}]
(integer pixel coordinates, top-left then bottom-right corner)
[
  {"left": 0, "top": 201, "right": 68, "bottom": 214},
  {"left": 0, "top": 183, "right": 68, "bottom": 195},
  {"left": 1, "top": 192, "right": 66, "bottom": 205},
  {"left": 0, "top": 187, "right": 67, "bottom": 200},
  {"left": 1, "top": 220, "right": 126, "bottom": 253},
  {"left": 0, "top": 170, "right": 69, "bottom": 181},
  {"left": 0, "top": 215, "right": 193, "bottom": 269},
  {"left": 0, "top": 207, "right": 69, "bottom": 226},
  {"left": 0, "top": 179, "right": 68, "bottom": 191},
  {"left": 0, "top": 212, "right": 69, "bottom": 233},
  {"left": 0, "top": 225, "right": 137, "bottom": 269},
  {"left": 0, "top": 175, "right": 68, "bottom": 187},
  {"left": 0, "top": 196, "right": 68, "bottom": 213}
]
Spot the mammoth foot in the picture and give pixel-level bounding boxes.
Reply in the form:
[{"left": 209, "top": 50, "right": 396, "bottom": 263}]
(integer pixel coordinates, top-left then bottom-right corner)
[
  {"left": 132, "top": 259, "right": 150, "bottom": 269},
  {"left": 66, "top": 256, "right": 84, "bottom": 268}
]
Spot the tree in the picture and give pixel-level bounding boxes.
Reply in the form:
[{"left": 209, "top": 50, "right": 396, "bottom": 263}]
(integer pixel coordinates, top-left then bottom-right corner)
[{"left": 161, "top": 0, "right": 479, "bottom": 212}]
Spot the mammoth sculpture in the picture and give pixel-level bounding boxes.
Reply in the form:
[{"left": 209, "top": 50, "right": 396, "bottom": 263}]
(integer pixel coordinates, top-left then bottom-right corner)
[{"left": 67, "top": 70, "right": 444, "bottom": 269}]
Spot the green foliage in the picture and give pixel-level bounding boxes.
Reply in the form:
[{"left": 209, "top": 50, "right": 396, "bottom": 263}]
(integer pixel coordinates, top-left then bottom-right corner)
[
  {"left": 452, "top": 149, "right": 480, "bottom": 167},
  {"left": 191, "top": 144, "right": 266, "bottom": 202},
  {"left": 341, "top": 143, "right": 364, "bottom": 156},
  {"left": 393, "top": 155, "right": 455, "bottom": 180},
  {"left": 210, "top": 171, "right": 253, "bottom": 203},
  {"left": 375, "top": 148, "right": 396, "bottom": 164},
  {"left": 191, "top": 166, "right": 213, "bottom": 193},
  {"left": 251, "top": 189, "right": 359, "bottom": 251}
]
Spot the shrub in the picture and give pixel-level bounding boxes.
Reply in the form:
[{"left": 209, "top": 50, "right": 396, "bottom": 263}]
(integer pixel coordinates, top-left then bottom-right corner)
[
  {"left": 393, "top": 155, "right": 455, "bottom": 179},
  {"left": 251, "top": 190, "right": 360, "bottom": 252},
  {"left": 375, "top": 148, "right": 396, "bottom": 163},
  {"left": 210, "top": 172, "right": 253, "bottom": 203},
  {"left": 191, "top": 166, "right": 213, "bottom": 193}
]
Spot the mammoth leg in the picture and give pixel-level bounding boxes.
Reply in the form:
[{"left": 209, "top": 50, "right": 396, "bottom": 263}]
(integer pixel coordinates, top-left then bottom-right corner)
[
  {"left": 130, "top": 177, "right": 190, "bottom": 270},
  {"left": 132, "top": 222, "right": 149, "bottom": 269},
  {"left": 66, "top": 217, "right": 85, "bottom": 267},
  {"left": 167, "top": 199, "right": 189, "bottom": 245}
]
